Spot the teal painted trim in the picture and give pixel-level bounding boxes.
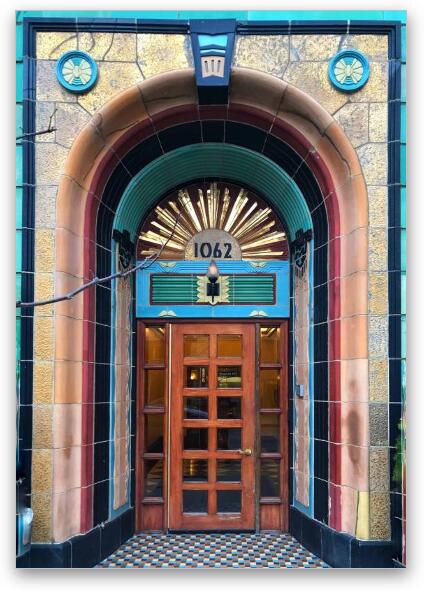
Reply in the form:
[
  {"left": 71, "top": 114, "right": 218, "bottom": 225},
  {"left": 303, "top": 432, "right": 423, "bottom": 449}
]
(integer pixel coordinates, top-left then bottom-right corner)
[
  {"left": 401, "top": 64, "right": 407, "bottom": 102},
  {"left": 400, "top": 188, "right": 406, "bottom": 229},
  {"left": 16, "top": 188, "right": 23, "bottom": 229},
  {"left": 115, "top": 144, "right": 311, "bottom": 240},
  {"left": 16, "top": 318, "right": 21, "bottom": 360},
  {"left": 17, "top": 10, "right": 407, "bottom": 22},
  {"left": 16, "top": 23, "right": 23, "bottom": 61},
  {"left": 198, "top": 34, "right": 228, "bottom": 47},
  {"left": 400, "top": 144, "right": 406, "bottom": 186},
  {"left": 401, "top": 315, "right": 406, "bottom": 358},
  {"left": 401, "top": 229, "right": 406, "bottom": 272},
  {"left": 401, "top": 360, "right": 406, "bottom": 403},
  {"left": 16, "top": 230, "right": 22, "bottom": 272},
  {"left": 400, "top": 103, "right": 406, "bottom": 144},
  {"left": 401, "top": 24, "right": 407, "bottom": 63},
  {"left": 16, "top": 104, "right": 23, "bottom": 138},
  {"left": 401, "top": 273, "right": 406, "bottom": 315},
  {"left": 16, "top": 63, "right": 23, "bottom": 103},
  {"left": 16, "top": 145, "right": 23, "bottom": 187}
]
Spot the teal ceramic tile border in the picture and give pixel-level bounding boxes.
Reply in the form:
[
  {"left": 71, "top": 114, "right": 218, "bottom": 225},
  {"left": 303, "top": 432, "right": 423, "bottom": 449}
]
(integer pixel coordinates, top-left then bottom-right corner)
[
  {"left": 16, "top": 188, "right": 22, "bottom": 230},
  {"left": 400, "top": 188, "right": 406, "bottom": 228},
  {"left": 16, "top": 9, "right": 406, "bottom": 22}
]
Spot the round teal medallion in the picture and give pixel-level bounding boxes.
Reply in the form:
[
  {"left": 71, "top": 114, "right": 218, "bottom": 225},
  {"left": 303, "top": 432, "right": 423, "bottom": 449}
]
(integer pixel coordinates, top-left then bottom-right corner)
[
  {"left": 56, "top": 50, "right": 98, "bottom": 93},
  {"left": 328, "top": 50, "right": 369, "bottom": 92}
]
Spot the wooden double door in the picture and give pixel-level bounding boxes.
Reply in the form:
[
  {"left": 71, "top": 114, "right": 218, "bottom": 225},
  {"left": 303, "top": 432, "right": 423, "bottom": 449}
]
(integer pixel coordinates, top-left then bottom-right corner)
[
  {"left": 169, "top": 324, "right": 256, "bottom": 530},
  {"left": 136, "top": 320, "right": 288, "bottom": 533}
]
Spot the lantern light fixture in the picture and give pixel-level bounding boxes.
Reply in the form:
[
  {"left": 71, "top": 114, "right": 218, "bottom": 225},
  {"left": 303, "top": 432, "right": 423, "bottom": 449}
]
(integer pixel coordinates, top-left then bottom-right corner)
[{"left": 206, "top": 259, "right": 220, "bottom": 302}]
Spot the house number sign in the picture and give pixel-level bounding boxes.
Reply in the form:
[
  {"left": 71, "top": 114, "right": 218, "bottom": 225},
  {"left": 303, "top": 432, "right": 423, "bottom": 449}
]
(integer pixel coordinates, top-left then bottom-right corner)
[{"left": 185, "top": 229, "right": 242, "bottom": 260}]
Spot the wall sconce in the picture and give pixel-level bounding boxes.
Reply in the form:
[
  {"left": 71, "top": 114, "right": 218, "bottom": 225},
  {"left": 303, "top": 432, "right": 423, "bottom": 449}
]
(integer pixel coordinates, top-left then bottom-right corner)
[{"left": 206, "top": 259, "right": 220, "bottom": 303}]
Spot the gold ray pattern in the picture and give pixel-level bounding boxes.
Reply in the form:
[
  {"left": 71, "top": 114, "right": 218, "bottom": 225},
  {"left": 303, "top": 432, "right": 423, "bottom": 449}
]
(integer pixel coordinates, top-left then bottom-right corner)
[{"left": 137, "top": 181, "right": 288, "bottom": 260}]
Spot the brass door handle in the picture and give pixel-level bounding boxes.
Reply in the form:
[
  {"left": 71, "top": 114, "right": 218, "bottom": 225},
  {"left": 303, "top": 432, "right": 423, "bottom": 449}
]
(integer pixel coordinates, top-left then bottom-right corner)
[{"left": 237, "top": 448, "right": 252, "bottom": 456}]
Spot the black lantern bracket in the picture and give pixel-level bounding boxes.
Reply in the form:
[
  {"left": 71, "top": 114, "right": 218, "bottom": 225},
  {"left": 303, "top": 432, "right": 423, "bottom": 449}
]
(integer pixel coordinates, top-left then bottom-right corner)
[{"left": 112, "top": 229, "right": 135, "bottom": 270}]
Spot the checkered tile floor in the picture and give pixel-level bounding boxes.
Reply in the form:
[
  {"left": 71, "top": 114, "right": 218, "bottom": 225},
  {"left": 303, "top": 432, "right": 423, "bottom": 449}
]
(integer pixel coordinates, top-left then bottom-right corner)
[{"left": 97, "top": 532, "right": 329, "bottom": 569}]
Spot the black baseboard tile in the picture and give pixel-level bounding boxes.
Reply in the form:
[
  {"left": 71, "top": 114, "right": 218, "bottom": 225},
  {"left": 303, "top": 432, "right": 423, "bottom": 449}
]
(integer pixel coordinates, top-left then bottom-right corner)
[
  {"left": 350, "top": 539, "right": 396, "bottom": 568},
  {"left": 29, "top": 540, "right": 72, "bottom": 568},
  {"left": 22, "top": 508, "right": 135, "bottom": 568},
  {"left": 100, "top": 517, "right": 121, "bottom": 561},
  {"left": 120, "top": 507, "right": 135, "bottom": 545},
  {"left": 289, "top": 506, "right": 396, "bottom": 568},
  {"left": 71, "top": 527, "right": 101, "bottom": 568},
  {"left": 16, "top": 551, "right": 31, "bottom": 568}
]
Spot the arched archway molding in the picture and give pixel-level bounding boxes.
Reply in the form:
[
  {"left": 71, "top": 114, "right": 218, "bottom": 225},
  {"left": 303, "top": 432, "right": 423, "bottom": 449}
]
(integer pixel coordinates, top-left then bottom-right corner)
[{"left": 52, "top": 68, "right": 369, "bottom": 543}]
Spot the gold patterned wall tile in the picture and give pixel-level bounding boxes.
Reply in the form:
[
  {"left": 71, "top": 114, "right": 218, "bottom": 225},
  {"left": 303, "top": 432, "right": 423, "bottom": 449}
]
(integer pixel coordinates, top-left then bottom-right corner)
[
  {"left": 290, "top": 34, "right": 341, "bottom": 61},
  {"left": 369, "top": 228, "right": 388, "bottom": 272},
  {"left": 78, "top": 32, "right": 137, "bottom": 62},
  {"left": 334, "top": 103, "right": 369, "bottom": 148},
  {"left": 369, "top": 103, "right": 388, "bottom": 143},
  {"left": 35, "top": 101, "right": 56, "bottom": 143},
  {"left": 137, "top": 34, "right": 192, "bottom": 78},
  {"left": 357, "top": 143, "right": 388, "bottom": 186},
  {"left": 349, "top": 62, "right": 389, "bottom": 103},
  {"left": 34, "top": 362, "right": 54, "bottom": 404},
  {"left": 77, "top": 61, "right": 142, "bottom": 114},
  {"left": 32, "top": 449, "right": 53, "bottom": 493},
  {"left": 369, "top": 360, "right": 388, "bottom": 402},
  {"left": 35, "top": 143, "right": 69, "bottom": 186},
  {"left": 368, "top": 316, "right": 389, "bottom": 360},
  {"left": 33, "top": 405, "right": 53, "bottom": 449},
  {"left": 369, "top": 272, "right": 388, "bottom": 316},
  {"left": 36, "top": 60, "right": 78, "bottom": 103},
  {"left": 31, "top": 492, "right": 52, "bottom": 542},
  {"left": 370, "top": 448, "right": 389, "bottom": 492},
  {"left": 78, "top": 32, "right": 116, "bottom": 60},
  {"left": 36, "top": 32, "right": 78, "bottom": 60},
  {"left": 370, "top": 492, "right": 391, "bottom": 540},
  {"left": 35, "top": 229, "right": 55, "bottom": 273},
  {"left": 340, "top": 34, "right": 389, "bottom": 61},
  {"left": 34, "top": 316, "right": 54, "bottom": 361},
  {"left": 35, "top": 186, "right": 57, "bottom": 230},
  {"left": 367, "top": 186, "right": 388, "bottom": 228},
  {"left": 369, "top": 402, "right": 388, "bottom": 445},
  {"left": 55, "top": 103, "right": 92, "bottom": 149},
  {"left": 284, "top": 61, "right": 348, "bottom": 115},
  {"left": 234, "top": 35, "right": 289, "bottom": 79},
  {"left": 35, "top": 273, "right": 55, "bottom": 316}
]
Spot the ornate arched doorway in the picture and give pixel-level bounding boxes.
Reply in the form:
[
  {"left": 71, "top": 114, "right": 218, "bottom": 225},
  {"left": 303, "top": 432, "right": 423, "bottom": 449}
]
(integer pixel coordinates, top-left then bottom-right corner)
[{"left": 53, "top": 68, "right": 369, "bottom": 544}]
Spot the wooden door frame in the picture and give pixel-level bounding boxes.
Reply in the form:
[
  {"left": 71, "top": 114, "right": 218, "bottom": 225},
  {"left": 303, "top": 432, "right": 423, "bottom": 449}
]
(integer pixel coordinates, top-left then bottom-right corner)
[{"left": 135, "top": 319, "right": 289, "bottom": 533}]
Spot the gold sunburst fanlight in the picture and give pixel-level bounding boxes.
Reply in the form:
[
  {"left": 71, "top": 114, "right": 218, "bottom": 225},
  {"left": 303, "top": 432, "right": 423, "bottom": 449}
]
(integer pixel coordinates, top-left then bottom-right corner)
[{"left": 137, "top": 181, "right": 288, "bottom": 260}]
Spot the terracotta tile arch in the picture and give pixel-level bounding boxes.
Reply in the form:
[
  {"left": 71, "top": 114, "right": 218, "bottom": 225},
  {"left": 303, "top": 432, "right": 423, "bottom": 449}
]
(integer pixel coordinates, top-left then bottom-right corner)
[{"left": 54, "top": 67, "right": 369, "bottom": 537}]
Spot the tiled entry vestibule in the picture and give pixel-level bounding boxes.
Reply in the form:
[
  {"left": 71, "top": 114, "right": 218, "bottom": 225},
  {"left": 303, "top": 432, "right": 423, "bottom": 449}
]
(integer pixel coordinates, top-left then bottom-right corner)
[{"left": 96, "top": 532, "right": 329, "bottom": 569}]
